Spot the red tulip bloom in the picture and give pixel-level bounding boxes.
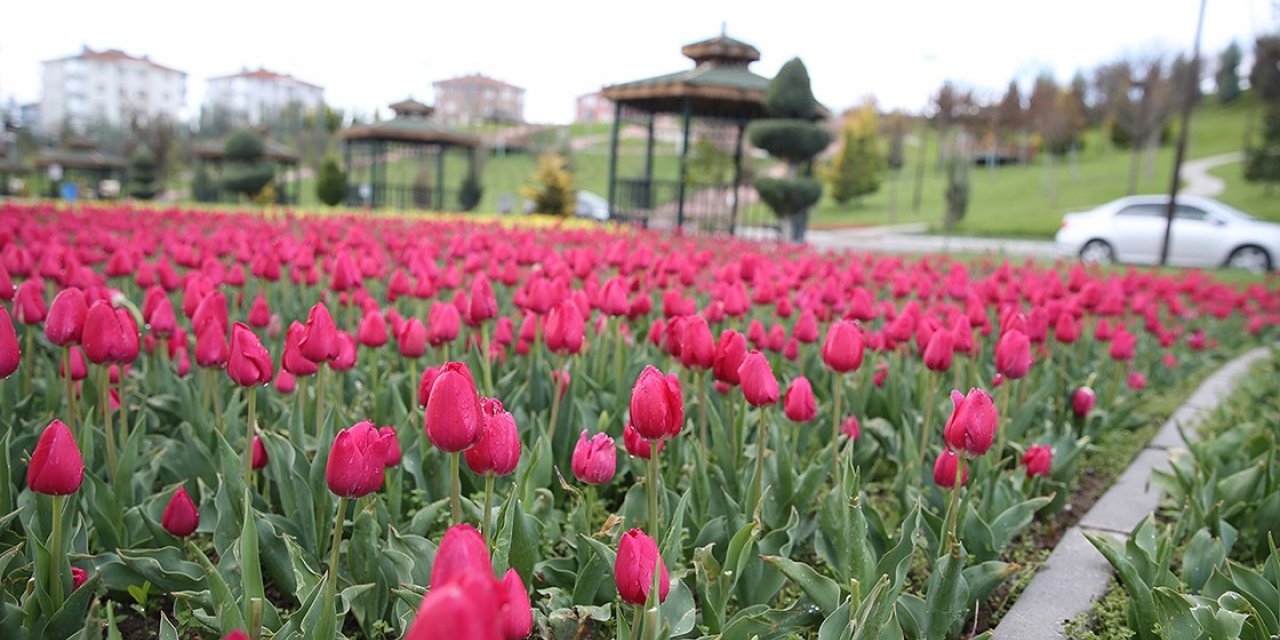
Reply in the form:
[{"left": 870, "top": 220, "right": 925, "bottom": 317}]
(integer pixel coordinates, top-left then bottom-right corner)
[
  {"left": 680, "top": 315, "right": 715, "bottom": 370},
  {"left": 994, "top": 329, "right": 1032, "bottom": 380},
  {"left": 407, "top": 570, "right": 502, "bottom": 640},
  {"left": 424, "top": 362, "right": 484, "bottom": 452},
  {"left": 712, "top": 329, "right": 747, "bottom": 386},
  {"left": 629, "top": 366, "right": 684, "bottom": 441},
  {"left": 72, "top": 566, "right": 88, "bottom": 591},
  {"left": 793, "top": 308, "right": 819, "bottom": 344},
  {"left": 468, "top": 275, "right": 499, "bottom": 326},
  {"left": 82, "top": 301, "right": 130, "bottom": 365},
  {"left": 282, "top": 322, "right": 319, "bottom": 376},
  {"left": 1072, "top": 387, "right": 1096, "bottom": 418},
  {"left": 0, "top": 307, "right": 19, "bottom": 378},
  {"left": 247, "top": 293, "right": 271, "bottom": 329},
  {"left": 498, "top": 568, "right": 533, "bottom": 639},
  {"left": 943, "top": 389, "right": 998, "bottom": 458},
  {"left": 614, "top": 529, "right": 669, "bottom": 606},
  {"left": 430, "top": 523, "right": 492, "bottom": 589},
  {"left": 330, "top": 331, "right": 358, "bottom": 371},
  {"left": 1021, "top": 445, "right": 1053, "bottom": 478},
  {"left": 841, "top": 415, "right": 860, "bottom": 440},
  {"left": 737, "top": 350, "right": 779, "bottom": 407},
  {"left": 1109, "top": 329, "right": 1137, "bottom": 361},
  {"left": 1127, "top": 371, "right": 1147, "bottom": 390},
  {"left": 398, "top": 317, "right": 428, "bottom": 358},
  {"left": 14, "top": 279, "right": 47, "bottom": 325},
  {"left": 623, "top": 420, "right": 663, "bottom": 459},
  {"left": 821, "top": 320, "right": 864, "bottom": 373},
  {"left": 161, "top": 486, "right": 199, "bottom": 537},
  {"left": 1053, "top": 312, "right": 1080, "bottom": 343},
  {"left": 571, "top": 430, "right": 616, "bottom": 485},
  {"left": 783, "top": 376, "right": 817, "bottom": 423},
  {"left": 465, "top": 397, "right": 521, "bottom": 476},
  {"left": 357, "top": 309, "right": 388, "bottom": 347},
  {"left": 326, "top": 420, "right": 394, "bottom": 498},
  {"left": 922, "top": 329, "right": 954, "bottom": 373},
  {"left": 194, "top": 321, "right": 229, "bottom": 369},
  {"left": 600, "top": 277, "right": 629, "bottom": 317},
  {"left": 27, "top": 420, "right": 84, "bottom": 495},
  {"left": 933, "top": 450, "right": 968, "bottom": 488},
  {"left": 251, "top": 436, "right": 269, "bottom": 470},
  {"left": 226, "top": 322, "right": 273, "bottom": 387},
  {"left": 45, "top": 288, "right": 88, "bottom": 346},
  {"left": 299, "top": 302, "right": 339, "bottom": 363},
  {"left": 545, "top": 300, "right": 585, "bottom": 355},
  {"left": 427, "top": 302, "right": 461, "bottom": 347}
]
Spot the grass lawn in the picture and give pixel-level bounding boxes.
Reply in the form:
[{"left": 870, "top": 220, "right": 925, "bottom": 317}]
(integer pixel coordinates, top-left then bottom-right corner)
[
  {"left": 811, "top": 96, "right": 1263, "bottom": 238},
  {"left": 1206, "top": 157, "right": 1278, "bottom": 219}
]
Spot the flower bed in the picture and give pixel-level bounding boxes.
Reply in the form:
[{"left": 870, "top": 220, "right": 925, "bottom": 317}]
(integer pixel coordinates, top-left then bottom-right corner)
[{"left": 0, "top": 201, "right": 1277, "bottom": 639}]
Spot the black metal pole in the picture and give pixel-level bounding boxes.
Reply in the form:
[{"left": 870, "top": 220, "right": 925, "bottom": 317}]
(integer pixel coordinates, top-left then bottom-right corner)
[
  {"left": 1159, "top": 0, "right": 1208, "bottom": 266},
  {"left": 436, "top": 145, "right": 446, "bottom": 211},
  {"left": 730, "top": 122, "right": 745, "bottom": 234},
  {"left": 643, "top": 113, "right": 656, "bottom": 209},
  {"left": 676, "top": 98, "right": 692, "bottom": 230},
  {"left": 342, "top": 140, "right": 351, "bottom": 206},
  {"left": 605, "top": 100, "right": 622, "bottom": 218}
]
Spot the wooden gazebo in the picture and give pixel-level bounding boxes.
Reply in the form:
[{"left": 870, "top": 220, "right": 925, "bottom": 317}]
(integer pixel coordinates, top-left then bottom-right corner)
[
  {"left": 337, "top": 99, "right": 479, "bottom": 210},
  {"left": 34, "top": 136, "right": 126, "bottom": 200},
  {"left": 192, "top": 136, "right": 300, "bottom": 204},
  {"left": 601, "top": 33, "right": 774, "bottom": 234}
]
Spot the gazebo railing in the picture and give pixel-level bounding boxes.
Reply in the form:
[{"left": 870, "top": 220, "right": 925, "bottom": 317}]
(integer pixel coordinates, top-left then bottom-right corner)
[
  {"left": 612, "top": 177, "right": 781, "bottom": 239},
  {"left": 345, "top": 184, "right": 464, "bottom": 212}
]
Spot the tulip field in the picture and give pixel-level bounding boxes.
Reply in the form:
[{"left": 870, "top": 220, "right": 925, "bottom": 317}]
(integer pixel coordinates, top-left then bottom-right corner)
[{"left": 0, "top": 201, "right": 1278, "bottom": 640}]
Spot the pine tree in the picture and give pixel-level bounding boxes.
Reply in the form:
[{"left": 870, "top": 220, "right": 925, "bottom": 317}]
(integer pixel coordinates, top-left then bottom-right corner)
[
  {"left": 128, "top": 146, "right": 159, "bottom": 200},
  {"left": 221, "top": 128, "right": 274, "bottom": 200},
  {"left": 316, "top": 156, "right": 345, "bottom": 206},
  {"left": 1216, "top": 41, "right": 1243, "bottom": 105},
  {"left": 521, "top": 154, "right": 575, "bottom": 217},
  {"left": 827, "top": 103, "right": 885, "bottom": 207},
  {"left": 458, "top": 157, "right": 484, "bottom": 212}
]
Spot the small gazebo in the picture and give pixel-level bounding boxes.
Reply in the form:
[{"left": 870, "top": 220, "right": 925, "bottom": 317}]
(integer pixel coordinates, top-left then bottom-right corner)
[
  {"left": 337, "top": 99, "right": 480, "bottom": 210},
  {"left": 34, "top": 136, "right": 126, "bottom": 199},
  {"left": 192, "top": 136, "right": 300, "bottom": 204},
  {"left": 601, "top": 33, "right": 774, "bottom": 234}
]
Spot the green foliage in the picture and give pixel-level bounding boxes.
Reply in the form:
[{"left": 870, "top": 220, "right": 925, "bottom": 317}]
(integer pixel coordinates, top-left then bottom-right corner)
[
  {"left": 521, "top": 154, "right": 575, "bottom": 216},
  {"left": 192, "top": 164, "right": 218, "bottom": 203},
  {"left": 686, "top": 139, "right": 733, "bottom": 185},
  {"left": 1217, "top": 42, "right": 1243, "bottom": 105},
  {"left": 315, "top": 157, "right": 345, "bottom": 207},
  {"left": 748, "top": 120, "right": 833, "bottom": 165},
  {"left": 943, "top": 156, "right": 970, "bottom": 230},
  {"left": 1250, "top": 35, "right": 1280, "bottom": 105},
  {"left": 1244, "top": 107, "right": 1280, "bottom": 190},
  {"left": 128, "top": 147, "right": 160, "bottom": 200},
  {"left": 221, "top": 129, "right": 274, "bottom": 200},
  {"left": 458, "top": 158, "right": 484, "bottom": 212},
  {"left": 765, "top": 58, "right": 821, "bottom": 120},
  {"left": 828, "top": 107, "right": 886, "bottom": 206},
  {"left": 754, "top": 176, "right": 822, "bottom": 218},
  {"left": 1064, "top": 580, "right": 1136, "bottom": 640}
]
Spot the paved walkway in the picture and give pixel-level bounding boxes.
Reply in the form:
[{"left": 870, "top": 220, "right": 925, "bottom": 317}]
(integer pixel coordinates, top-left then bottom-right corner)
[
  {"left": 1179, "top": 151, "right": 1242, "bottom": 197},
  {"left": 806, "top": 224, "right": 1060, "bottom": 258}
]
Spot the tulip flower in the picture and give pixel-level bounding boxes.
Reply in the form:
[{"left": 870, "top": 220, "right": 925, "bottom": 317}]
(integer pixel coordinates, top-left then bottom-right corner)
[
  {"left": 1127, "top": 371, "right": 1147, "bottom": 390},
  {"left": 424, "top": 362, "right": 484, "bottom": 453},
  {"left": 28, "top": 419, "right": 83, "bottom": 609},
  {"left": 943, "top": 389, "right": 998, "bottom": 458},
  {"left": 623, "top": 420, "right": 663, "bottom": 460},
  {"left": 81, "top": 301, "right": 122, "bottom": 365},
  {"left": 1072, "top": 387, "right": 1096, "bottom": 418},
  {"left": 994, "top": 329, "right": 1032, "bottom": 380},
  {"left": 251, "top": 436, "right": 269, "bottom": 470},
  {"left": 299, "top": 302, "right": 339, "bottom": 363},
  {"left": 738, "top": 350, "right": 779, "bottom": 407},
  {"left": 161, "top": 486, "right": 199, "bottom": 537},
  {"left": 821, "top": 320, "right": 865, "bottom": 373},
  {"left": 427, "top": 302, "right": 460, "bottom": 347},
  {"left": 330, "top": 331, "right": 358, "bottom": 371},
  {"left": 72, "top": 567, "right": 88, "bottom": 591},
  {"left": 545, "top": 300, "right": 585, "bottom": 355},
  {"left": 431, "top": 524, "right": 492, "bottom": 589},
  {"left": 1021, "top": 445, "right": 1053, "bottom": 478},
  {"left": 406, "top": 570, "right": 503, "bottom": 640},
  {"left": 227, "top": 323, "right": 273, "bottom": 387},
  {"left": 45, "top": 288, "right": 88, "bottom": 347},
  {"left": 1109, "top": 329, "right": 1137, "bottom": 361},
  {"left": 326, "top": 420, "right": 393, "bottom": 498},
  {"left": 0, "top": 307, "right": 20, "bottom": 379},
  {"left": 615, "top": 528, "right": 670, "bottom": 606},
  {"left": 793, "top": 308, "right": 819, "bottom": 343},
  {"left": 679, "top": 315, "right": 715, "bottom": 370},
  {"left": 783, "top": 376, "right": 817, "bottom": 423},
  {"left": 628, "top": 366, "right": 684, "bottom": 441},
  {"left": 247, "top": 293, "right": 271, "bottom": 328},
  {"left": 933, "top": 449, "right": 967, "bottom": 488},
  {"left": 1054, "top": 312, "right": 1080, "bottom": 343},
  {"left": 282, "top": 322, "right": 319, "bottom": 376},
  {"left": 357, "top": 309, "right": 388, "bottom": 347},
  {"left": 712, "top": 329, "right": 747, "bottom": 386},
  {"left": 465, "top": 398, "right": 521, "bottom": 477},
  {"left": 922, "top": 329, "right": 954, "bottom": 373},
  {"left": 398, "top": 317, "right": 428, "bottom": 358},
  {"left": 571, "top": 430, "right": 616, "bottom": 485},
  {"left": 468, "top": 274, "right": 499, "bottom": 326},
  {"left": 498, "top": 568, "right": 534, "bottom": 639},
  {"left": 14, "top": 279, "right": 47, "bottom": 325},
  {"left": 841, "top": 415, "right": 861, "bottom": 440}
]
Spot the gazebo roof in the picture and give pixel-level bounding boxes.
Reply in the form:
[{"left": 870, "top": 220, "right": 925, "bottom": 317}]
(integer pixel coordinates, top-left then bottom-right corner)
[
  {"left": 34, "top": 146, "right": 126, "bottom": 170},
  {"left": 601, "top": 33, "right": 772, "bottom": 119},
  {"left": 338, "top": 102, "right": 479, "bottom": 148},
  {"left": 193, "top": 137, "right": 299, "bottom": 163}
]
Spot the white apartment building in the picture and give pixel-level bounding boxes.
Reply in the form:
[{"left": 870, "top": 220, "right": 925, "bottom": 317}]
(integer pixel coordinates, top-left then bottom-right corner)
[
  {"left": 205, "top": 68, "right": 324, "bottom": 124},
  {"left": 40, "top": 47, "right": 187, "bottom": 134}
]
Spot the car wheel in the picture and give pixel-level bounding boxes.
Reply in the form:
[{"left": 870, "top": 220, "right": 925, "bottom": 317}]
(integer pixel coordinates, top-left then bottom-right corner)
[
  {"left": 1079, "top": 239, "right": 1114, "bottom": 265},
  {"left": 1226, "top": 245, "right": 1272, "bottom": 273}
]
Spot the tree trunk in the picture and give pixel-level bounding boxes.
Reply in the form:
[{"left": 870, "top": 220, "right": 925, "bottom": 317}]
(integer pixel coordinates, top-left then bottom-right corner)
[
  {"left": 911, "top": 124, "right": 928, "bottom": 213},
  {"left": 1127, "top": 142, "right": 1142, "bottom": 195},
  {"left": 888, "top": 169, "right": 900, "bottom": 223}
]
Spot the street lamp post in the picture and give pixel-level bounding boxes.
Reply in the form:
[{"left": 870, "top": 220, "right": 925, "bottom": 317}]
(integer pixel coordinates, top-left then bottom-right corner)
[{"left": 1159, "top": 0, "right": 1209, "bottom": 266}]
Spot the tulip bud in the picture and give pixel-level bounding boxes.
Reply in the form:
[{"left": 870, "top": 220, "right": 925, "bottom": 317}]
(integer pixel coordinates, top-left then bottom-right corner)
[
  {"left": 793, "top": 308, "right": 819, "bottom": 344},
  {"left": 933, "top": 450, "right": 968, "bottom": 488},
  {"left": 545, "top": 300, "right": 585, "bottom": 355},
  {"left": 161, "top": 486, "right": 199, "bottom": 537},
  {"left": 1072, "top": 387, "right": 1096, "bottom": 418},
  {"left": 821, "top": 320, "right": 864, "bottom": 373},
  {"left": 465, "top": 398, "right": 521, "bottom": 476},
  {"left": 737, "top": 350, "right": 779, "bottom": 407},
  {"left": 195, "top": 321, "right": 228, "bottom": 369},
  {"left": 275, "top": 369, "right": 296, "bottom": 394},
  {"left": 468, "top": 275, "right": 498, "bottom": 326},
  {"left": 841, "top": 415, "right": 861, "bottom": 440},
  {"left": 330, "top": 331, "right": 358, "bottom": 371},
  {"left": 282, "top": 322, "right": 318, "bottom": 376},
  {"left": 251, "top": 436, "right": 269, "bottom": 470},
  {"left": 14, "top": 279, "right": 47, "bottom": 325},
  {"left": 326, "top": 420, "right": 393, "bottom": 498},
  {"left": 922, "top": 329, "right": 954, "bottom": 373},
  {"left": 680, "top": 315, "right": 715, "bottom": 370},
  {"left": 0, "top": 307, "right": 20, "bottom": 379},
  {"left": 27, "top": 420, "right": 84, "bottom": 495},
  {"left": 45, "top": 288, "right": 88, "bottom": 346},
  {"left": 571, "top": 430, "right": 616, "bottom": 485},
  {"left": 628, "top": 366, "right": 683, "bottom": 441},
  {"left": 1126, "top": 371, "right": 1146, "bottom": 390},
  {"left": 424, "top": 362, "right": 484, "bottom": 452},
  {"left": 1053, "top": 312, "right": 1080, "bottom": 343},
  {"left": 407, "top": 570, "right": 503, "bottom": 640},
  {"left": 1021, "top": 445, "right": 1053, "bottom": 478},
  {"left": 994, "top": 329, "right": 1032, "bottom": 380},
  {"left": 943, "top": 388, "right": 998, "bottom": 458},
  {"left": 357, "top": 309, "right": 388, "bottom": 348},
  {"left": 398, "top": 317, "right": 428, "bottom": 358},
  {"left": 712, "top": 329, "right": 747, "bottom": 386},
  {"left": 1109, "top": 329, "right": 1137, "bottom": 362},
  {"left": 247, "top": 293, "right": 271, "bottom": 328},
  {"left": 379, "top": 426, "right": 402, "bottom": 467},
  {"left": 72, "top": 566, "right": 88, "bottom": 591},
  {"left": 783, "top": 376, "right": 817, "bottom": 422},
  {"left": 430, "top": 524, "right": 492, "bottom": 589},
  {"left": 427, "top": 302, "right": 460, "bottom": 347},
  {"left": 623, "top": 420, "right": 663, "bottom": 459},
  {"left": 226, "top": 323, "right": 273, "bottom": 387},
  {"left": 498, "top": 568, "right": 533, "bottom": 639},
  {"left": 299, "top": 302, "right": 339, "bottom": 363},
  {"left": 614, "top": 528, "right": 670, "bottom": 606}
]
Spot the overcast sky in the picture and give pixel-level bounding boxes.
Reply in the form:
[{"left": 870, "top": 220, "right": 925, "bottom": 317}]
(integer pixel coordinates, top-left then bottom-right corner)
[{"left": 1, "top": 0, "right": 1275, "bottom": 123}]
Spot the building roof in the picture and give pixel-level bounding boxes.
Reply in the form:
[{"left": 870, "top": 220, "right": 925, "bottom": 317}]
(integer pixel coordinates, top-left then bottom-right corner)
[
  {"left": 388, "top": 98, "right": 434, "bottom": 117},
  {"left": 46, "top": 46, "right": 185, "bottom": 76},
  {"left": 192, "top": 137, "right": 299, "bottom": 163},
  {"left": 433, "top": 73, "right": 524, "bottom": 92},
  {"left": 601, "top": 60, "right": 773, "bottom": 120},
  {"left": 338, "top": 102, "right": 478, "bottom": 147},
  {"left": 34, "top": 147, "right": 126, "bottom": 171},
  {"left": 209, "top": 67, "right": 322, "bottom": 89},
  {"left": 681, "top": 34, "right": 761, "bottom": 66}
]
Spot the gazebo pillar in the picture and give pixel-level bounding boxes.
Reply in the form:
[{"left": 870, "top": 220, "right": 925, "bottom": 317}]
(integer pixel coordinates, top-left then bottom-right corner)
[
  {"left": 435, "top": 145, "right": 446, "bottom": 211},
  {"left": 605, "top": 100, "right": 622, "bottom": 215},
  {"left": 643, "top": 113, "right": 656, "bottom": 209},
  {"left": 676, "top": 97, "right": 692, "bottom": 229},
  {"left": 342, "top": 140, "right": 352, "bottom": 206},
  {"left": 730, "top": 122, "right": 745, "bottom": 233}
]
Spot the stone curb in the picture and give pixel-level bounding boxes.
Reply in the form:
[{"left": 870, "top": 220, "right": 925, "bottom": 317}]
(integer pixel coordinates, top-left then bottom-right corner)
[{"left": 992, "top": 345, "right": 1273, "bottom": 640}]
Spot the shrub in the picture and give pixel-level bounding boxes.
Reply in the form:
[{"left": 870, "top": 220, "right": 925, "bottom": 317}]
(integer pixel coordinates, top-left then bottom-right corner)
[
  {"left": 316, "top": 157, "right": 345, "bottom": 207},
  {"left": 521, "top": 154, "right": 574, "bottom": 216},
  {"left": 221, "top": 128, "right": 274, "bottom": 200}
]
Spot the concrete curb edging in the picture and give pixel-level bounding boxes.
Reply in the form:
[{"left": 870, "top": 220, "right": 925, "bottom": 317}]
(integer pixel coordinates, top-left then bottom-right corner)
[{"left": 993, "top": 345, "right": 1274, "bottom": 640}]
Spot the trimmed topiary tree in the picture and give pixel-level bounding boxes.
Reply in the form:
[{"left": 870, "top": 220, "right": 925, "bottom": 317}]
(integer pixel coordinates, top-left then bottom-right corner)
[
  {"left": 316, "top": 156, "right": 345, "bottom": 207},
  {"left": 521, "top": 154, "right": 575, "bottom": 217},
  {"left": 458, "top": 157, "right": 484, "bottom": 212},
  {"left": 128, "top": 146, "right": 160, "bottom": 200},
  {"left": 221, "top": 128, "right": 274, "bottom": 201},
  {"left": 749, "top": 58, "right": 832, "bottom": 241}
]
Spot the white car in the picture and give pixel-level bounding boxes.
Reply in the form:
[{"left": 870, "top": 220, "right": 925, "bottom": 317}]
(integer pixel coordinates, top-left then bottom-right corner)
[
  {"left": 1054, "top": 195, "right": 1280, "bottom": 272},
  {"left": 575, "top": 191, "right": 611, "bottom": 222}
]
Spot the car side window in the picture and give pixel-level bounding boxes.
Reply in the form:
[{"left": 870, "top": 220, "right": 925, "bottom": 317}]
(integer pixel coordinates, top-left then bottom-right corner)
[
  {"left": 1175, "top": 206, "right": 1209, "bottom": 222},
  {"left": 1115, "top": 204, "right": 1162, "bottom": 218}
]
